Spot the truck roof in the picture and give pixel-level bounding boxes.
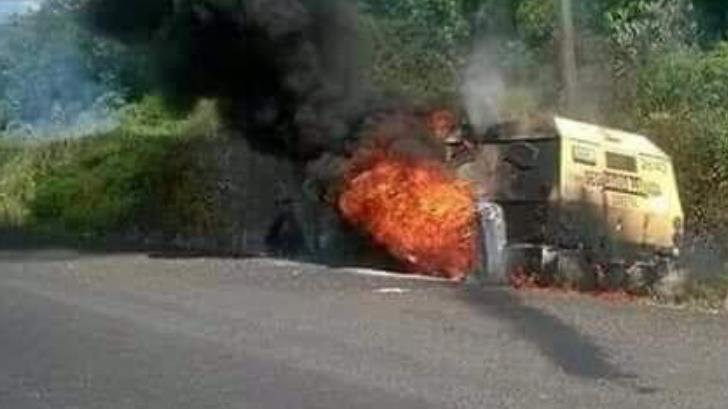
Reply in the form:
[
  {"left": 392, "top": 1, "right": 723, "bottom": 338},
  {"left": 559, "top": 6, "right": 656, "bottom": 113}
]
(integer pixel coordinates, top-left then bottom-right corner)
[{"left": 554, "top": 116, "right": 669, "bottom": 159}]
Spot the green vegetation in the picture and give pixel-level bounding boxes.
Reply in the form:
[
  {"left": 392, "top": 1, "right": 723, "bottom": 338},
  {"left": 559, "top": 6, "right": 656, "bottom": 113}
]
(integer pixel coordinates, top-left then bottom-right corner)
[
  {"left": 635, "top": 45, "right": 728, "bottom": 236},
  {"left": 0, "top": 0, "right": 148, "bottom": 137},
  {"left": 676, "top": 276, "right": 728, "bottom": 309},
  {"left": 0, "top": 97, "right": 222, "bottom": 243}
]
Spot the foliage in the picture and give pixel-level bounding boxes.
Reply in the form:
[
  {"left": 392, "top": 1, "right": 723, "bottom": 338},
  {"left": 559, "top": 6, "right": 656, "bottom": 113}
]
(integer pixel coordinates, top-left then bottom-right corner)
[
  {"left": 0, "top": 0, "right": 148, "bottom": 137},
  {"left": 0, "top": 145, "right": 36, "bottom": 226},
  {"left": 635, "top": 44, "right": 728, "bottom": 235},
  {"left": 0, "top": 100, "right": 222, "bottom": 238},
  {"left": 693, "top": 0, "right": 728, "bottom": 43},
  {"left": 605, "top": 0, "right": 698, "bottom": 78},
  {"left": 515, "top": 0, "right": 558, "bottom": 46},
  {"left": 360, "top": 0, "right": 476, "bottom": 101},
  {"left": 361, "top": 15, "right": 459, "bottom": 100},
  {"left": 362, "top": 0, "right": 470, "bottom": 47},
  {"left": 360, "top": 0, "right": 555, "bottom": 104},
  {"left": 676, "top": 273, "right": 728, "bottom": 309}
]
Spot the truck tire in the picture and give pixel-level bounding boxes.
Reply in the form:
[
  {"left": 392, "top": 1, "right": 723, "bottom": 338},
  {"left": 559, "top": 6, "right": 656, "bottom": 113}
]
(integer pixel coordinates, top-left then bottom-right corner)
[
  {"left": 624, "top": 262, "right": 659, "bottom": 295},
  {"left": 555, "top": 250, "right": 597, "bottom": 291},
  {"left": 653, "top": 259, "right": 687, "bottom": 300}
]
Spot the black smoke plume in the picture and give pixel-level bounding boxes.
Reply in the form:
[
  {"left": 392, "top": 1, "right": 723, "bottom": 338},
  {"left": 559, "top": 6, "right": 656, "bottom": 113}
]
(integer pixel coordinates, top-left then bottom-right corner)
[{"left": 83, "top": 0, "right": 369, "bottom": 160}]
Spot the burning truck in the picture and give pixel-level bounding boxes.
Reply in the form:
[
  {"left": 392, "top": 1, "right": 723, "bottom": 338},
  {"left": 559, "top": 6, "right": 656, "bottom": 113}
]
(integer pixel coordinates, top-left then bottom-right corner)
[
  {"left": 335, "top": 112, "right": 684, "bottom": 293},
  {"left": 83, "top": 0, "right": 485, "bottom": 277},
  {"left": 457, "top": 116, "right": 684, "bottom": 291},
  {"left": 81, "top": 0, "right": 683, "bottom": 292}
]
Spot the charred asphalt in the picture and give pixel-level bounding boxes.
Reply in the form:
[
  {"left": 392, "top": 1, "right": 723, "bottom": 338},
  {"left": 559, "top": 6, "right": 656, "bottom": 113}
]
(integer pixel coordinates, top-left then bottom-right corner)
[{"left": 0, "top": 252, "right": 726, "bottom": 408}]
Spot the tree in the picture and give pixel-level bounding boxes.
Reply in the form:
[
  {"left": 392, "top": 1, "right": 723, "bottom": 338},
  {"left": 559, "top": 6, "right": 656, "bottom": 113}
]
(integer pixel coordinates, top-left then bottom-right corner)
[
  {"left": 360, "top": 0, "right": 473, "bottom": 99},
  {"left": 0, "top": 0, "right": 145, "bottom": 136},
  {"left": 694, "top": 0, "right": 728, "bottom": 43}
]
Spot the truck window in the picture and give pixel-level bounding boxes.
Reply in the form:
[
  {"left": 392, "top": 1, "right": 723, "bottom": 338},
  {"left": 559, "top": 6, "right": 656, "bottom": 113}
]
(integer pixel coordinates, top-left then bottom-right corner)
[
  {"left": 572, "top": 145, "right": 596, "bottom": 165},
  {"left": 505, "top": 142, "right": 538, "bottom": 169},
  {"left": 606, "top": 152, "right": 637, "bottom": 173}
]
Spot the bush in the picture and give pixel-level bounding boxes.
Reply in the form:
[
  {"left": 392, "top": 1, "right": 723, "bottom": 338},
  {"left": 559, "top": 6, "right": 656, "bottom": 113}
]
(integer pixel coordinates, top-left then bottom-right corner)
[
  {"left": 30, "top": 133, "right": 167, "bottom": 234},
  {"left": 362, "top": 16, "right": 460, "bottom": 101},
  {"left": 0, "top": 144, "right": 36, "bottom": 226},
  {"left": 635, "top": 43, "right": 728, "bottom": 236},
  {"left": 0, "top": 99, "right": 222, "bottom": 239}
]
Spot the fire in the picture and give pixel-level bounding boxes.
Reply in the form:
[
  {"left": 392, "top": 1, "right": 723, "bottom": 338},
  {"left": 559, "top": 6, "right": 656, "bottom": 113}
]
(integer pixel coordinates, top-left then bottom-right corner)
[
  {"left": 425, "top": 109, "right": 458, "bottom": 142},
  {"left": 338, "top": 144, "right": 477, "bottom": 280}
]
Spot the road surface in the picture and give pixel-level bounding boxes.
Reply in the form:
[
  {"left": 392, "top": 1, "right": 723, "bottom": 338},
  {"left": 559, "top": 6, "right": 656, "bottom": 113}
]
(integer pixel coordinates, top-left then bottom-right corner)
[{"left": 0, "top": 251, "right": 726, "bottom": 408}]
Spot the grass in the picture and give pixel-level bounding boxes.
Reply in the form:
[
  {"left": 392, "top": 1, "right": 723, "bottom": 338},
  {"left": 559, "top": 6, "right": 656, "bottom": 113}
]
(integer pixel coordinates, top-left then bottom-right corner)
[
  {"left": 0, "top": 97, "right": 223, "bottom": 243},
  {"left": 678, "top": 273, "right": 728, "bottom": 310},
  {"left": 0, "top": 144, "right": 36, "bottom": 227}
]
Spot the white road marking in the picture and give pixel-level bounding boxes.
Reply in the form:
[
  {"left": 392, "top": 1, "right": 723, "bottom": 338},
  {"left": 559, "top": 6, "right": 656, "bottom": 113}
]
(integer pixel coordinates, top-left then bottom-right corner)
[
  {"left": 373, "top": 287, "right": 410, "bottom": 294},
  {"left": 336, "top": 267, "right": 452, "bottom": 283},
  {"left": 246, "top": 258, "right": 455, "bottom": 283}
]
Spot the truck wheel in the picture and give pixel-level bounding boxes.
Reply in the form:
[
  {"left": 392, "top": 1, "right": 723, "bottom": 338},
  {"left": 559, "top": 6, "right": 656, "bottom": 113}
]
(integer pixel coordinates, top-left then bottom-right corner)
[
  {"left": 602, "top": 262, "right": 628, "bottom": 291},
  {"left": 555, "top": 250, "right": 597, "bottom": 291},
  {"left": 653, "top": 259, "right": 687, "bottom": 301},
  {"left": 623, "top": 262, "right": 657, "bottom": 295}
]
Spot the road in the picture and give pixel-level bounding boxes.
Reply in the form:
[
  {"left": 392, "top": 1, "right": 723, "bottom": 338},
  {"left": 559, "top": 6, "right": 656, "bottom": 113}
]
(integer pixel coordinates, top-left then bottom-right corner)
[{"left": 0, "top": 252, "right": 726, "bottom": 408}]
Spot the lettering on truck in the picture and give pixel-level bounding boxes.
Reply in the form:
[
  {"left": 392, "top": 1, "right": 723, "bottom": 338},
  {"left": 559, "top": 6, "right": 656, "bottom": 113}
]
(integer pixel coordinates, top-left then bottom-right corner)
[{"left": 584, "top": 170, "right": 646, "bottom": 196}]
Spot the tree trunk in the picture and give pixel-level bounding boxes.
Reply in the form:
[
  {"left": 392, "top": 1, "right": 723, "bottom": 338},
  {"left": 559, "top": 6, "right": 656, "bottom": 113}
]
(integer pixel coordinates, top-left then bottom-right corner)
[{"left": 559, "top": 0, "right": 578, "bottom": 113}]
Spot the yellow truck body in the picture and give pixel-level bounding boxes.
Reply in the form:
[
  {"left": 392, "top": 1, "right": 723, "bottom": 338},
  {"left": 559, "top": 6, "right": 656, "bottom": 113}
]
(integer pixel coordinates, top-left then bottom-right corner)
[
  {"left": 555, "top": 116, "right": 683, "bottom": 253},
  {"left": 461, "top": 116, "right": 683, "bottom": 286}
]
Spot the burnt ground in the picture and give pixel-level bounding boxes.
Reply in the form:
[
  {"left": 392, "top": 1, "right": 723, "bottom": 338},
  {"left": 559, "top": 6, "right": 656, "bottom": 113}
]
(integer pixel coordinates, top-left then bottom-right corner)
[{"left": 0, "top": 252, "right": 726, "bottom": 408}]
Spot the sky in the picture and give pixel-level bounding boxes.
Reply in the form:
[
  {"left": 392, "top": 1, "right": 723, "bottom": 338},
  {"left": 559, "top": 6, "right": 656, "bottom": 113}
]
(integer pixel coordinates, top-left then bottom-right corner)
[{"left": 0, "top": 0, "right": 42, "bottom": 22}]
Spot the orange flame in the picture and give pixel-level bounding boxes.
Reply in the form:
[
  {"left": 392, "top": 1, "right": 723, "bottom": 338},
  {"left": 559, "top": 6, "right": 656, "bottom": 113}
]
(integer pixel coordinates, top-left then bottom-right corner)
[
  {"left": 425, "top": 109, "right": 458, "bottom": 142},
  {"left": 338, "top": 145, "right": 477, "bottom": 280}
]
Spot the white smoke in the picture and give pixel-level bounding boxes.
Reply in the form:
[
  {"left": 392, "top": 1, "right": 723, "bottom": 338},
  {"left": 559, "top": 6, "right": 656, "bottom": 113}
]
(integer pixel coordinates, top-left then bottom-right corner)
[
  {"left": 0, "top": 2, "right": 123, "bottom": 139},
  {"left": 459, "top": 44, "right": 506, "bottom": 132},
  {"left": 0, "top": 0, "right": 42, "bottom": 22}
]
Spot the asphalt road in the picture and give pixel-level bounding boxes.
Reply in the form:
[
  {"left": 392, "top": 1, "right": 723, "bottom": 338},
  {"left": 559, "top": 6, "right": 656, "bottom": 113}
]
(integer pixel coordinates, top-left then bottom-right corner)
[{"left": 1, "top": 252, "right": 727, "bottom": 408}]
